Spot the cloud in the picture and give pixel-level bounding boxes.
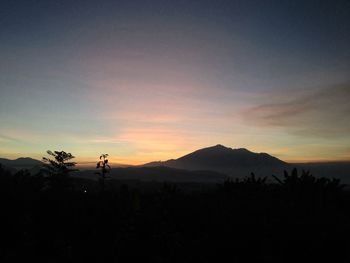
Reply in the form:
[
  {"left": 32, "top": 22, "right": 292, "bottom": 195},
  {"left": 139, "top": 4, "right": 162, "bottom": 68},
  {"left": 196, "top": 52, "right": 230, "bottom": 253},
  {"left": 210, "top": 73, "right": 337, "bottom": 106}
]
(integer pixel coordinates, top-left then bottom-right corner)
[
  {"left": 0, "top": 134, "right": 22, "bottom": 143},
  {"left": 242, "top": 83, "right": 350, "bottom": 138}
]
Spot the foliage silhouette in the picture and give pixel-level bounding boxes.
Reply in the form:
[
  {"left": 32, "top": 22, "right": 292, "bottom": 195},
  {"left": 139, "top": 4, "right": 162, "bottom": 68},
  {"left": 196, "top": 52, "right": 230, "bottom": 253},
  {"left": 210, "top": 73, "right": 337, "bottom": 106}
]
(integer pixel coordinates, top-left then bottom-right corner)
[
  {"left": 42, "top": 150, "right": 78, "bottom": 189},
  {"left": 1, "top": 162, "right": 350, "bottom": 262},
  {"left": 272, "top": 168, "right": 344, "bottom": 191},
  {"left": 272, "top": 168, "right": 345, "bottom": 207},
  {"left": 219, "top": 172, "right": 267, "bottom": 193},
  {"left": 95, "top": 153, "right": 111, "bottom": 192}
]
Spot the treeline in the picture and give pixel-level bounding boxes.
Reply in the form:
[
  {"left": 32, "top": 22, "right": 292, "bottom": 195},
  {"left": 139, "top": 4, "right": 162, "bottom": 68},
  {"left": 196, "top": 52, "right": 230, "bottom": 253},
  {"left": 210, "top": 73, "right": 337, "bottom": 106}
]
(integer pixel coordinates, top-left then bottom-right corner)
[{"left": 1, "top": 157, "right": 350, "bottom": 262}]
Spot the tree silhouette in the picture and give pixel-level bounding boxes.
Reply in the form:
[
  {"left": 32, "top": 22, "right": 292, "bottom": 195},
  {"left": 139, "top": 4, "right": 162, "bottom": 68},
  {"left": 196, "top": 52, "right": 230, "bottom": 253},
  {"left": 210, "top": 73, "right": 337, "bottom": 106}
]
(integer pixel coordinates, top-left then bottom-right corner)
[
  {"left": 272, "top": 168, "right": 344, "bottom": 190},
  {"left": 272, "top": 168, "right": 345, "bottom": 204},
  {"left": 96, "top": 154, "right": 111, "bottom": 192},
  {"left": 42, "top": 150, "right": 78, "bottom": 189},
  {"left": 219, "top": 172, "right": 267, "bottom": 193}
]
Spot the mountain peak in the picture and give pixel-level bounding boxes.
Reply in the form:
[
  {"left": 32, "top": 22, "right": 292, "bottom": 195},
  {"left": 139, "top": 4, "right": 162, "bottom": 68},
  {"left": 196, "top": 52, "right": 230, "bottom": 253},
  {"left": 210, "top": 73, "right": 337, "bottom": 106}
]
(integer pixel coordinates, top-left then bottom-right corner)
[
  {"left": 213, "top": 144, "right": 228, "bottom": 148},
  {"left": 15, "top": 157, "right": 37, "bottom": 161},
  {"left": 210, "top": 144, "right": 232, "bottom": 150},
  {"left": 143, "top": 144, "right": 286, "bottom": 173},
  {"left": 202, "top": 145, "right": 253, "bottom": 154},
  {"left": 204, "top": 144, "right": 231, "bottom": 151}
]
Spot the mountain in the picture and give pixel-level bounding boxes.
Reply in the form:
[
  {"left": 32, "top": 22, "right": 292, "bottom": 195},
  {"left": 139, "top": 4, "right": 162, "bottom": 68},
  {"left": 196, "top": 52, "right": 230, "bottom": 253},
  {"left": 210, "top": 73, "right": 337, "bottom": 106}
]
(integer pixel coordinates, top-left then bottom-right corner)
[
  {"left": 0, "top": 157, "right": 43, "bottom": 170},
  {"left": 143, "top": 144, "right": 288, "bottom": 176}
]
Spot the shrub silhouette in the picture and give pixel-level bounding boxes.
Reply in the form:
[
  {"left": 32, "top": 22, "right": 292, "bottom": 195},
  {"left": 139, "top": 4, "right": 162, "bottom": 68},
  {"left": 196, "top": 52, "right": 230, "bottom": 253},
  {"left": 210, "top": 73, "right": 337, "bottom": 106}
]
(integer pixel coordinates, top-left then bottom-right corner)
[
  {"left": 219, "top": 172, "right": 267, "bottom": 193},
  {"left": 272, "top": 168, "right": 345, "bottom": 204},
  {"left": 42, "top": 150, "right": 78, "bottom": 189},
  {"left": 272, "top": 168, "right": 343, "bottom": 190},
  {"left": 1, "top": 163, "right": 350, "bottom": 262},
  {"left": 243, "top": 172, "right": 267, "bottom": 185}
]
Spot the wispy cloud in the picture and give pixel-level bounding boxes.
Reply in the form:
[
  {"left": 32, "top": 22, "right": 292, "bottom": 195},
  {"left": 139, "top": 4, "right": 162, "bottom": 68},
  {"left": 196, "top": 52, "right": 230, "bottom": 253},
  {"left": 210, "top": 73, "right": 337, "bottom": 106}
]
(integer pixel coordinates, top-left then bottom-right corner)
[
  {"left": 0, "top": 134, "right": 22, "bottom": 143},
  {"left": 242, "top": 83, "right": 350, "bottom": 138}
]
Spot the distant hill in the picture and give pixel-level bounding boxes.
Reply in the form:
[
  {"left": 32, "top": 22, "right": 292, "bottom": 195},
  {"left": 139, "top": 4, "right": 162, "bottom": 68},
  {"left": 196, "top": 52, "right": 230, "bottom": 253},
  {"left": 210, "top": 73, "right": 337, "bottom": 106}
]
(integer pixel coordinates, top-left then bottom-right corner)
[
  {"left": 0, "top": 157, "right": 42, "bottom": 170},
  {"left": 3, "top": 149, "right": 348, "bottom": 183},
  {"left": 143, "top": 144, "right": 288, "bottom": 176},
  {"left": 76, "top": 166, "right": 227, "bottom": 183}
]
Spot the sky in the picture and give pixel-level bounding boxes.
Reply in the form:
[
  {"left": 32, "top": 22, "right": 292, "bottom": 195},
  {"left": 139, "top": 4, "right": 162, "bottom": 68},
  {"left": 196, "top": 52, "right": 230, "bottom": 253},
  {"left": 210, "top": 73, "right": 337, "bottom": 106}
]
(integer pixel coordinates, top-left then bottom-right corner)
[{"left": 0, "top": 0, "right": 350, "bottom": 164}]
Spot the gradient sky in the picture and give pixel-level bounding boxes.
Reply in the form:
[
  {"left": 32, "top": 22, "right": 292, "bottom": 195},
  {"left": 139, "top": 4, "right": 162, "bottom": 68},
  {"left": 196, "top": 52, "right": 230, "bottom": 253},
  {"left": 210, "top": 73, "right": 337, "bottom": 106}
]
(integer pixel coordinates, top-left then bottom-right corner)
[{"left": 1, "top": 0, "right": 350, "bottom": 164}]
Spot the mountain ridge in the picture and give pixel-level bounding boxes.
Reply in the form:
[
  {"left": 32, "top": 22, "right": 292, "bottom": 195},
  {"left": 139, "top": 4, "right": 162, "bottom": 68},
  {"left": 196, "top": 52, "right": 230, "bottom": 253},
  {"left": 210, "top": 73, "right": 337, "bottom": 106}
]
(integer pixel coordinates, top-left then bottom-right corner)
[
  {"left": 0, "top": 157, "right": 42, "bottom": 167},
  {"left": 143, "top": 144, "right": 287, "bottom": 175}
]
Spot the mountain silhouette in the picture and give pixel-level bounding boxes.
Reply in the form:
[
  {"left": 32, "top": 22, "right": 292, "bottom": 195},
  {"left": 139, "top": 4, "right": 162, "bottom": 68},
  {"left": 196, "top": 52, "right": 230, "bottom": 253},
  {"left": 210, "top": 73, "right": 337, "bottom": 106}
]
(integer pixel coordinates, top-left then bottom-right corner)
[
  {"left": 76, "top": 166, "right": 227, "bottom": 183},
  {"left": 143, "top": 144, "right": 288, "bottom": 176},
  {"left": 0, "top": 157, "right": 42, "bottom": 170}
]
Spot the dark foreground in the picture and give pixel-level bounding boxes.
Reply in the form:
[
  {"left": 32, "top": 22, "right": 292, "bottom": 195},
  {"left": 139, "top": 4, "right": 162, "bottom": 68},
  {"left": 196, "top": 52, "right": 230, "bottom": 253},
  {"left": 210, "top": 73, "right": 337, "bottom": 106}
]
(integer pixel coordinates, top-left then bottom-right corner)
[{"left": 1, "top": 166, "right": 350, "bottom": 262}]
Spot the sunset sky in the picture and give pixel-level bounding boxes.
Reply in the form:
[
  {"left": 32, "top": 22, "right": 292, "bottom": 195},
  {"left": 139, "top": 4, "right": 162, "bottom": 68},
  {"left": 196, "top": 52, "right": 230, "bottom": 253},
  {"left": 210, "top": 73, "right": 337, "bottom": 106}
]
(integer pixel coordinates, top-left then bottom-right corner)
[{"left": 1, "top": 0, "right": 349, "bottom": 164}]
